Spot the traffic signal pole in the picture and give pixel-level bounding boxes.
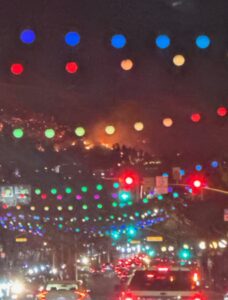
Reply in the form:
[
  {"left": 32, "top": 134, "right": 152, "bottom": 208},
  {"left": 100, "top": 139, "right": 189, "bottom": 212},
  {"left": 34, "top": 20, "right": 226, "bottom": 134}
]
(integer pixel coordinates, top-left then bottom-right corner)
[
  {"left": 170, "top": 183, "right": 228, "bottom": 195},
  {"left": 204, "top": 187, "right": 228, "bottom": 195}
]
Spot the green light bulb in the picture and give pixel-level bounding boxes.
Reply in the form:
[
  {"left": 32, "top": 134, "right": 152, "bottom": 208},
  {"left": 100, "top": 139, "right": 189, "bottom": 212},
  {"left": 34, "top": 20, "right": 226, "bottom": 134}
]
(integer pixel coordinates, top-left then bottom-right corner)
[
  {"left": 82, "top": 204, "right": 88, "bottom": 210},
  {"left": 65, "top": 187, "right": 72, "bottom": 194},
  {"left": 45, "top": 128, "right": 55, "bottom": 139},
  {"left": 113, "top": 182, "right": 119, "bottom": 189},
  {"left": 96, "top": 184, "right": 103, "bottom": 191},
  {"left": 58, "top": 224, "right": 63, "bottom": 229},
  {"left": 13, "top": 128, "right": 24, "bottom": 139},
  {"left": 51, "top": 188, "right": 57, "bottom": 195},
  {"left": 81, "top": 186, "right": 88, "bottom": 193},
  {"left": 75, "top": 127, "right": 86, "bottom": 137},
  {"left": 143, "top": 198, "right": 149, "bottom": 204},
  {"left": 35, "top": 188, "right": 41, "bottom": 195}
]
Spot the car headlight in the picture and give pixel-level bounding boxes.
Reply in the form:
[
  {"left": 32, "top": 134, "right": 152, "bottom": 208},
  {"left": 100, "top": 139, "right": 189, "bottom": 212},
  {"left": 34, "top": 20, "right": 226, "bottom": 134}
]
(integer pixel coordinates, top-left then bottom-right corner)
[{"left": 11, "top": 282, "right": 24, "bottom": 294}]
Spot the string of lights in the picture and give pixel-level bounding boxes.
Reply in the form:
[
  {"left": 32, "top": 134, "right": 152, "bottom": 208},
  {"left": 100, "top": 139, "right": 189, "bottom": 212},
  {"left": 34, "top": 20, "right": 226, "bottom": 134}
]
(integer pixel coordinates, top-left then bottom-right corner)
[{"left": 0, "top": 107, "right": 225, "bottom": 143}]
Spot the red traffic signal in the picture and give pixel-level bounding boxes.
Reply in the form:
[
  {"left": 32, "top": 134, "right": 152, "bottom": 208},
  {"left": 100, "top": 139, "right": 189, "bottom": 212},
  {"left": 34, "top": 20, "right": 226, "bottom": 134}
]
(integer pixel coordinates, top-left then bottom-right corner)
[
  {"left": 189, "top": 175, "right": 206, "bottom": 194},
  {"left": 193, "top": 180, "right": 202, "bottom": 188},
  {"left": 125, "top": 176, "right": 134, "bottom": 185},
  {"left": 119, "top": 171, "right": 139, "bottom": 190}
]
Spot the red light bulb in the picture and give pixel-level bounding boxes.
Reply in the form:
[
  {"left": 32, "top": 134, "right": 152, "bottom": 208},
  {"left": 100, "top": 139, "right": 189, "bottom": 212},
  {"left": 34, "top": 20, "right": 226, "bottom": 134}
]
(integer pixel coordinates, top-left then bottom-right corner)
[
  {"left": 11, "top": 63, "right": 24, "bottom": 75},
  {"left": 65, "top": 62, "right": 78, "bottom": 74},
  {"left": 217, "top": 106, "right": 227, "bottom": 117},
  {"left": 191, "top": 113, "right": 201, "bottom": 123}
]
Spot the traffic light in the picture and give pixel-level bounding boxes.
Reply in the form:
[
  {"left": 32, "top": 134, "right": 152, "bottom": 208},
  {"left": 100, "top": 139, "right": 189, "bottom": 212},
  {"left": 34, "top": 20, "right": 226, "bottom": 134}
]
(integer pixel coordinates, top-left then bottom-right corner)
[
  {"left": 192, "top": 179, "right": 204, "bottom": 194},
  {"left": 125, "top": 176, "right": 134, "bottom": 185},
  {"left": 117, "top": 170, "right": 140, "bottom": 205},
  {"left": 178, "top": 248, "right": 192, "bottom": 260},
  {"left": 111, "top": 230, "right": 121, "bottom": 241},
  {"left": 126, "top": 226, "right": 137, "bottom": 238},
  {"left": 119, "top": 170, "right": 139, "bottom": 190},
  {"left": 188, "top": 175, "right": 206, "bottom": 194},
  {"left": 119, "top": 191, "right": 131, "bottom": 201},
  {"left": 193, "top": 180, "right": 202, "bottom": 188}
]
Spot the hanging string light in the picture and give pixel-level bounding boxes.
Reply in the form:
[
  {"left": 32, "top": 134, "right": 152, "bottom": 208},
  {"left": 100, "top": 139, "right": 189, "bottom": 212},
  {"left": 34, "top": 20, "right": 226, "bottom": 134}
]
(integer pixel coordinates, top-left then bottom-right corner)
[{"left": 173, "top": 54, "right": 185, "bottom": 67}]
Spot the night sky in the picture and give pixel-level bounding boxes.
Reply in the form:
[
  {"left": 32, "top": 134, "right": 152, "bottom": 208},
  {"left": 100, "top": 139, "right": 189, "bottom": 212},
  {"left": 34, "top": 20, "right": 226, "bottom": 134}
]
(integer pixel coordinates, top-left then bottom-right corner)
[{"left": 0, "top": 0, "right": 227, "bottom": 158}]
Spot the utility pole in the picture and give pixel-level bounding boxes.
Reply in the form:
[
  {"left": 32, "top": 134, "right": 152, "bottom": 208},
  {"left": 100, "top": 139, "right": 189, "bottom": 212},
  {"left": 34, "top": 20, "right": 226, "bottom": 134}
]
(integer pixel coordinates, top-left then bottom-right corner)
[
  {"left": 52, "top": 249, "right": 56, "bottom": 270},
  {"left": 74, "top": 235, "right": 78, "bottom": 281}
]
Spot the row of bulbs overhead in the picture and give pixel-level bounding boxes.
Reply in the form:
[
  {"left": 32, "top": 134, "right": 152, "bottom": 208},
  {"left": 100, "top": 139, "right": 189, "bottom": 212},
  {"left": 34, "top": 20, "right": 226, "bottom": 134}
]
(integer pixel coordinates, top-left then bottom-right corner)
[
  {"left": 5, "top": 31, "right": 212, "bottom": 75},
  {"left": 6, "top": 54, "right": 209, "bottom": 76},
  {"left": 9, "top": 109, "right": 227, "bottom": 139},
  {"left": 18, "top": 29, "right": 212, "bottom": 50}
]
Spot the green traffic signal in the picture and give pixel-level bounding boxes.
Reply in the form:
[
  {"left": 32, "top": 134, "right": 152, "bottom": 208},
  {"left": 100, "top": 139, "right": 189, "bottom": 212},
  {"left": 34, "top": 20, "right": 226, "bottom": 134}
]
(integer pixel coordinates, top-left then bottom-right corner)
[
  {"left": 119, "top": 191, "right": 131, "bottom": 201},
  {"left": 178, "top": 248, "right": 192, "bottom": 260},
  {"left": 111, "top": 231, "right": 121, "bottom": 240},
  {"left": 126, "top": 226, "right": 137, "bottom": 237}
]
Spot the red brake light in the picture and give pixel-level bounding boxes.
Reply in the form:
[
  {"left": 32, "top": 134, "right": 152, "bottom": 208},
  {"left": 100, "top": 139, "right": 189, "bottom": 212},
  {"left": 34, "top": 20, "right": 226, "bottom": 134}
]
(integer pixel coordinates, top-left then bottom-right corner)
[
  {"left": 74, "top": 291, "right": 86, "bottom": 299},
  {"left": 191, "top": 293, "right": 205, "bottom": 300},
  {"left": 146, "top": 273, "right": 154, "bottom": 278},
  {"left": 125, "top": 296, "right": 135, "bottom": 300},
  {"left": 122, "top": 292, "right": 135, "bottom": 300},
  {"left": 37, "top": 291, "right": 48, "bottom": 300},
  {"left": 192, "top": 272, "right": 199, "bottom": 282},
  {"left": 158, "top": 267, "right": 169, "bottom": 272}
]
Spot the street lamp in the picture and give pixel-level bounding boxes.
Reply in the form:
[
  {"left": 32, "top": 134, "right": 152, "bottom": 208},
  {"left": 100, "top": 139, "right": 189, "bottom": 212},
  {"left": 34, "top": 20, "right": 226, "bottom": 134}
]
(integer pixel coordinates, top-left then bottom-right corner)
[
  {"left": 81, "top": 256, "right": 90, "bottom": 265},
  {"left": 198, "top": 241, "right": 207, "bottom": 250},
  {"left": 218, "top": 239, "right": 227, "bottom": 249},
  {"left": 209, "top": 241, "right": 218, "bottom": 249}
]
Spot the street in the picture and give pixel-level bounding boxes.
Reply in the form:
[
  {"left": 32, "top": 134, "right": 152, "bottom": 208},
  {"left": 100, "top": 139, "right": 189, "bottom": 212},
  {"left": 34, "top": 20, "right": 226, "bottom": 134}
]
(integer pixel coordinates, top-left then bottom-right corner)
[{"left": 87, "top": 274, "right": 119, "bottom": 300}]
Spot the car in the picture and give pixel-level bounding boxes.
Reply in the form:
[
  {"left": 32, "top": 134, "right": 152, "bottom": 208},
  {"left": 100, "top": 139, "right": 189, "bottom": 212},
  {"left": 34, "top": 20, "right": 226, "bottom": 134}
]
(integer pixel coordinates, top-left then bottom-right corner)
[
  {"left": 117, "top": 265, "right": 222, "bottom": 300},
  {"left": 37, "top": 281, "right": 91, "bottom": 300},
  {"left": 10, "top": 280, "right": 41, "bottom": 300}
]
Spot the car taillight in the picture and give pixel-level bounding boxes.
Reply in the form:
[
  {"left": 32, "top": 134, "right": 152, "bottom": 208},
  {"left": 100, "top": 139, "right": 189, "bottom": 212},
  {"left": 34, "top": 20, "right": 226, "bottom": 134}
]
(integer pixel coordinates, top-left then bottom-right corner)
[
  {"left": 193, "top": 273, "right": 198, "bottom": 282},
  {"left": 191, "top": 293, "right": 206, "bottom": 300},
  {"left": 192, "top": 272, "right": 201, "bottom": 283},
  {"left": 74, "top": 291, "right": 86, "bottom": 299},
  {"left": 158, "top": 267, "right": 169, "bottom": 272},
  {"left": 122, "top": 292, "right": 136, "bottom": 300},
  {"left": 146, "top": 273, "right": 154, "bottom": 279},
  {"left": 37, "top": 291, "right": 48, "bottom": 300}
]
